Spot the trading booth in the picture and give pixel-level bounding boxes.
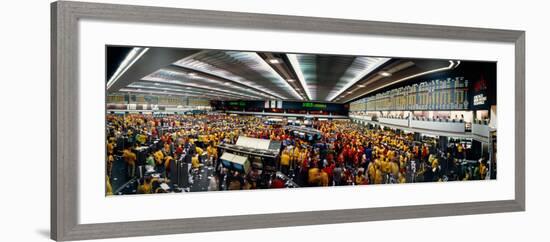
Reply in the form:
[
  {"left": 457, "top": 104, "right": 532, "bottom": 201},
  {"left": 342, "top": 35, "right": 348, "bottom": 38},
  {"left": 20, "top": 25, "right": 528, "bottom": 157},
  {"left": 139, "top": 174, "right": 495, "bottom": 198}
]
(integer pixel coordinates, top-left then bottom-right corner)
[
  {"left": 220, "top": 152, "right": 251, "bottom": 175},
  {"left": 284, "top": 126, "right": 322, "bottom": 142}
]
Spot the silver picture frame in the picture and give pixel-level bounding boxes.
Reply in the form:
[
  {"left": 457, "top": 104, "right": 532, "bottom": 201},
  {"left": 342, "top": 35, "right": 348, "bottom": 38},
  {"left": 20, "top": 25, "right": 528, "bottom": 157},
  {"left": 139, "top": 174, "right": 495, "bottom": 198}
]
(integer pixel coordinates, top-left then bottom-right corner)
[{"left": 51, "top": 1, "right": 525, "bottom": 241}]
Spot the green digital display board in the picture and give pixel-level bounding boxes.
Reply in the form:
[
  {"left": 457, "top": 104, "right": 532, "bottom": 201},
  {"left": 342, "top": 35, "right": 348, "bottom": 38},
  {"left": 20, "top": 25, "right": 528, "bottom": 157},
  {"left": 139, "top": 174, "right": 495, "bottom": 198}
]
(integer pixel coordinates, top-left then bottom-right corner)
[
  {"left": 302, "top": 102, "right": 327, "bottom": 109},
  {"left": 229, "top": 101, "right": 246, "bottom": 107}
]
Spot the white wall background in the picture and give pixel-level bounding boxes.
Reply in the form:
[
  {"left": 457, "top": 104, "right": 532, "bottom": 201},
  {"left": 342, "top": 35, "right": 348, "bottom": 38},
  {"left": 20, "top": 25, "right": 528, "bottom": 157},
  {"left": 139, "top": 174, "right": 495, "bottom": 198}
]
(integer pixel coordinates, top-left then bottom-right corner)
[{"left": 1, "top": 0, "right": 547, "bottom": 241}]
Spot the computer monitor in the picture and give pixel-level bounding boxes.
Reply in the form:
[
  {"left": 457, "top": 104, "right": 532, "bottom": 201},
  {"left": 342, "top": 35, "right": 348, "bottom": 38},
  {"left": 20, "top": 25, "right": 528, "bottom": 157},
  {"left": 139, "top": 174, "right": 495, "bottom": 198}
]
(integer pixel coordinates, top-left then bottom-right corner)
[
  {"left": 221, "top": 159, "right": 231, "bottom": 168},
  {"left": 232, "top": 163, "right": 244, "bottom": 173}
]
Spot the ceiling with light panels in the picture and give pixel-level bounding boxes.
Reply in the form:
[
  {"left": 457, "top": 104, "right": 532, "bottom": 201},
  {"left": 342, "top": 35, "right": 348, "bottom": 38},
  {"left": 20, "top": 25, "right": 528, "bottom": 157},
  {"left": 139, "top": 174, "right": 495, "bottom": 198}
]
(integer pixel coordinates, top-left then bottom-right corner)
[{"left": 107, "top": 47, "right": 458, "bottom": 103}]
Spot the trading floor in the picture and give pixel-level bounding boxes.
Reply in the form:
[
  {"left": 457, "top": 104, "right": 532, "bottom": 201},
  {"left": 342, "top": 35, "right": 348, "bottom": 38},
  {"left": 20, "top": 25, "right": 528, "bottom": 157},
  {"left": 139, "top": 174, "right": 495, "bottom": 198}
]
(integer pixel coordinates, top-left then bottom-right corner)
[{"left": 106, "top": 113, "right": 495, "bottom": 195}]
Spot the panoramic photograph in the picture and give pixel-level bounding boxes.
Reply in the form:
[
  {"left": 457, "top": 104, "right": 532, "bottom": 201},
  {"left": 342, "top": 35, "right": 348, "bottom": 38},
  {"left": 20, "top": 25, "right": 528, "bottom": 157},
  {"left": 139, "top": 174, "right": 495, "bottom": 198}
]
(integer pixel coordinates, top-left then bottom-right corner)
[{"left": 105, "top": 46, "right": 497, "bottom": 196}]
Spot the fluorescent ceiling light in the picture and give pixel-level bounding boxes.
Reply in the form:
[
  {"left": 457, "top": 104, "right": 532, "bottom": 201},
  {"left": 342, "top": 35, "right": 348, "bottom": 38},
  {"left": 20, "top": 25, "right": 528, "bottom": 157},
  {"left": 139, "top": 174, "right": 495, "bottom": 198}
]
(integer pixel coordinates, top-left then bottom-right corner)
[
  {"left": 286, "top": 54, "right": 313, "bottom": 100},
  {"left": 379, "top": 71, "right": 392, "bottom": 77},
  {"left": 225, "top": 51, "right": 302, "bottom": 100},
  {"left": 142, "top": 69, "right": 270, "bottom": 100},
  {"left": 287, "top": 79, "right": 295, "bottom": 82},
  {"left": 268, "top": 58, "right": 281, "bottom": 64},
  {"left": 454, "top": 60, "right": 461, "bottom": 68},
  {"left": 124, "top": 84, "right": 258, "bottom": 100},
  {"left": 148, "top": 79, "right": 258, "bottom": 100},
  {"left": 388, "top": 60, "right": 456, "bottom": 87},
  {"left": 173, "top": 51, "right": 286, "bottom": 100},
  {"left": 120, "top": 88, "right": 221, "bottom": 99},
  {"left": 106, "top": 47, "right": 149, "bottom": 90},
  {"left": 326, "top": 57, "right": 390, "bottom": 102}
]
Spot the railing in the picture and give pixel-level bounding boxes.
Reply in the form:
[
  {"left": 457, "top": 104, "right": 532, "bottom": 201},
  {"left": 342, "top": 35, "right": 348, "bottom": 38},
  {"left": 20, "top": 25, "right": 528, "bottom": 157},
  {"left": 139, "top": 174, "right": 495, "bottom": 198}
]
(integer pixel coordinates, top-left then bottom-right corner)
[
  {"left": 378, "top": 117, "right": 409, "bottom": 127},
  {"left": 349, "top": 116, "right": 491, "bottom": 141},
  {"left": 410, "top": 118, "right": 465, "bottom": 133},
  {"left": 349, "top": 115, "right": 374, "bottom": 121}
]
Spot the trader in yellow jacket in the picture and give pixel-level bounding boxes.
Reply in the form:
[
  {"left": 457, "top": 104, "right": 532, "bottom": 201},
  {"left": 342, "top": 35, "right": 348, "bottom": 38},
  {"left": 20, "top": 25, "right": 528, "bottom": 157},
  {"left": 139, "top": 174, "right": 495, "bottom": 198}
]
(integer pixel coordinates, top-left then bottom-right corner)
[
  {"left": 122, "top": 148, "right": 137, "bottom": 178},
  {"left": 206, "top": 144, "right": 217, "bottom": 160},
  {"left": 381, "top": 157, "right": 391, "bottom": 174},
  {"left": 398, "top": 172, "right": 406, "bottom": 184},
  {"left": 320, "top": 170, "right": 329, "bottom": 186},
  {"left": 355, "top": 171, "right": 366, "bottom": 185},
  {"left": 136, "top": 133, "right": 147, "bottom": 145},
  {"left": 373, "top": 168, "right": 383, "bottom": 184},
  {"left": 191, "top": 154, "right": 200, "bottom": 169},
  {"left": 195, "top": 146, "right": 204, "bottom": 156},
  {"left": 106, "top": 141, "right": 115, "bottom": 155},
  {"left": 106, "top": 176, "right": 113, "bottom": 195},
  {"left": 138, "top": 177, "right": 154, "bottom": 194},
  {"left": 308, "top": 167, "right": 321, "bottom": 186},
  {"left": 390, "top": 161, "right": 399, "bottom": 177},
  {"left": 153, "top": 150, "right": 164, "bottom": 166},
  {"left": 164, "top": 156, "right": 173, "bottom": 174},
  {"left": 367, "top": 160, "right": 377, "bottom": 182},
  {"left": 291, "top": 146, "right": 301, "bottom": 169},
  {"left": 280, "top": 149, "right": 291, "bottom": 175}
]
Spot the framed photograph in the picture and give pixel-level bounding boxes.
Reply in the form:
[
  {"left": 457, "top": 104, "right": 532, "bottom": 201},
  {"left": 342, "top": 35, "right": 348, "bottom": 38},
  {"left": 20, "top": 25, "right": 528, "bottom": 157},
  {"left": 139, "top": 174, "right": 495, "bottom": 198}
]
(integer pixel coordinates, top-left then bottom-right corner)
[{"left": 51, "top": 1, "right": 525, "bottom": 241}]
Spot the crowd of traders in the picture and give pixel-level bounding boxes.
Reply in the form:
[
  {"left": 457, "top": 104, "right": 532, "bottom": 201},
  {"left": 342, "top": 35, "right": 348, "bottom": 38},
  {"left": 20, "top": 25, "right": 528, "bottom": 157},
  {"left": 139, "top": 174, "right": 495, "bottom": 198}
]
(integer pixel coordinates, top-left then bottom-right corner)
[{"left": 105, "top": 113, "right": 493, "bottom": 195}]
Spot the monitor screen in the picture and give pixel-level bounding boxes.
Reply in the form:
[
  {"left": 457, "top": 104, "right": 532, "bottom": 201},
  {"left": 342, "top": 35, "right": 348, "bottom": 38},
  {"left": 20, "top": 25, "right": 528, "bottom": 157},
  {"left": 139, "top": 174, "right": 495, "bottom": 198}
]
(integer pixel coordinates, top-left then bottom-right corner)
[
  {"left": 232, "top": 163, "right": 244, "bottom": 172},
  {"left": 221, "top": 159, "right": 231, "bottom": 168}
]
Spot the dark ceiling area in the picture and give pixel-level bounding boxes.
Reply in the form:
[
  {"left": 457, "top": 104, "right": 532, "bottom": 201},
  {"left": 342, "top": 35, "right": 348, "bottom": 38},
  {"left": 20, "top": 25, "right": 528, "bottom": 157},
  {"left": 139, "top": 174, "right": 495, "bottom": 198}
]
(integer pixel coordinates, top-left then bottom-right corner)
[
  {"left": 106, "top": 46, "right": 132, "bottom": 82},
  {"left": 106, "top": 46, "right": 479, "bottom": 103}
]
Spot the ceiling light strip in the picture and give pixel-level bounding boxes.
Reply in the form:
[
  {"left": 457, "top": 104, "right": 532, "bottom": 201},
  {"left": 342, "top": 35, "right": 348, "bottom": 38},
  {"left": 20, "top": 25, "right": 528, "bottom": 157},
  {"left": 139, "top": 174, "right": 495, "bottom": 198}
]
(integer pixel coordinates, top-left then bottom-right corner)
[
  {"left": 106, "top": 47, "right": 149, "bottom": 89},
  {"left": 126, "top": 86, "right": 240, "bottom": 100},
  {"left": 143, "top": 69, "right": 268, "bottom": 99},
  {"left": 124, "top": 91, "right": 218, "bottom": 100},
  {"left": 119, "top": 88, "right": 249, "bottom": 100},
  {"left": 327, "top": 57, "right": 390, "bottom": 102},
  {"left": 223, "top": 51, "right": 302, "bottom": 100},
  {"left": 139, "top": 77, "right": 262, "bottom": 100},
  {"left": 249, "top": 53, "right": 303, "bottom": 100},
  {"left": 127, "top": 83, "right": 257, "bottom": 100},
  {"left": 286, "top": 54, "right": 312, "bottom": 100},
  {"left": 173, "top": 56, "right": 285, "bottom": 100}
]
